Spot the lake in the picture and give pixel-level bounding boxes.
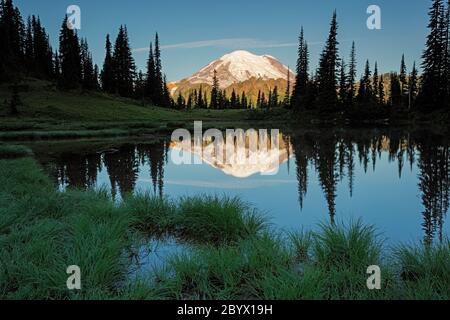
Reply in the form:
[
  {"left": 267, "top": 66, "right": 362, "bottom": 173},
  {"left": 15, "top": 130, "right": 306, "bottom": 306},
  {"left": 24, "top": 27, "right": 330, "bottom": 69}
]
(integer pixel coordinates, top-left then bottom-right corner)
[{"left": 32, "top": 127, "right": 450, "bottom": 246}]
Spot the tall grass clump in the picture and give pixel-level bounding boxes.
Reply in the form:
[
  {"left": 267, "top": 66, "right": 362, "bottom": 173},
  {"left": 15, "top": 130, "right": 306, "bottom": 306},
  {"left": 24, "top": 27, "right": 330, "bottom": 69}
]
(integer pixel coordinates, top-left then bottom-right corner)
[
  {"left": 313, "top": 220, "right": 382, "bottom": 270},
  {"left": 175, "top": 195, "right": 268, "bottom": 245},
  {"left": 121, "top": 192, "right": 176, "bottom": 236},
  {"left": 395, "top": 240, "right": 450, "bottom": 299},
  {"left": 310, "top": 220, "right": 394, "bottom": 299}
]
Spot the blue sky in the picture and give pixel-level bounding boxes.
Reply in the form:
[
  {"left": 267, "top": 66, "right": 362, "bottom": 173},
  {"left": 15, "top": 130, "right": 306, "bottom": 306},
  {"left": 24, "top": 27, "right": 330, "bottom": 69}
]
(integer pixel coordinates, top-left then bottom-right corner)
[{"left": 15, "top": 0, "right": 430, "bottom": 81}]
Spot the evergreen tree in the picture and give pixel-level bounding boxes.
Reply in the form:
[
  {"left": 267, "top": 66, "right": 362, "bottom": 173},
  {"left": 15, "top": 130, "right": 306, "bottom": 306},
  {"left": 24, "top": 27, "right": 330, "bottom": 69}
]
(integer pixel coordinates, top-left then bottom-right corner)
[
  {"left": 419, "top": 0, "right": 447, "bottom": 110},
  {"left": 317, "top": 11, "right": 339, "bottom": 111},
  {"left": 112, "top": 25, "right": 135, "bottom": 97},
  {"left": 101, "top": 34, "right": 114, "bottom": 93},
  {"left": 0, "top": 0, "right": 25, "bottom": 81},
  {"left": 283, "top": 67, "right": 291, "bottom": 108},
  {"left": 53, "top": 51, "right": 60, "bottom": 79},
  {"left": 145, "top": 42, "right": 156, "bottom": 103},
  {"left": 338, "top": 59, "right": 348, "bottom": 106},
  {"left": 203, "top": 91, "right": 208, "bottom": 109},
  {"left": 80, "top": 38, "right": 96, "bottom": 90},
  {"left": 58, "top": 15, "right": 82, "bottom": 89},
  {"left": 219, "top": 90, "right": 227, "bottom": 109},
  {"left": 292, "top": 27, "right": 309, "bottom": 111},
  {"left": 134, "top": 70, "right": 146, "bottom": 102},
  {"left": 162, "top": 75, "right": 171, "bottom": 107},
  {"left": 197, "top": 86, "right": 204, "bottom": 108},
  {"left": 257, "top": 90, "right": 262, "bottom": 108},
  {"left": 399, "top": 54, "right": 409, "bottom": 105},
  {"left": 270, "top": 86, "right": 279, "bottom": 108},
  {"left": 153, "top": 32, "right": 164, "bottom": 106},
  {"left": 260, "top": 92, "right": 266, "bottom": 109},
  {"left": 357, "top": 60, "right": 373, "bottom": 103},
  {"left": 235, "top": 92, "right": 241, "bottom": 109},
  {"left": 186, "top": 92, "right": 193, "bottom": 109},
  {"left": 347, "top": 41, "right": 357, "bottom": 106},
  {"left": 390, "top": 72, "right": 402, "bottom": 107},
  {"left": 241, "top": 91, "right": 248, "bottom": 109},
  {"left": 230, "top": 89, "right": 238, "bottom": 108},
  {"left": 378, "top": 75, "right": 385, "bottom": 105},
  {"left": 93, "top": 64, "right": 99, "bottom": 90},
  {"left": 409, "top": 62, "right": 419, "bottom": 109},
  {"left": 32, "top": 16, "right": 53, "bottom": 78},
  {"left": 210, "top": 69, "right": 220, "bottom": 109},
  {"left": 373, "top": 61, "right": 379, "bottom": 100},
  {"left": 176, "top": 92, "right": 185, "bottom": 109},
  {"left": 24, "top": 16, "right": 33, "bottom": 72}
]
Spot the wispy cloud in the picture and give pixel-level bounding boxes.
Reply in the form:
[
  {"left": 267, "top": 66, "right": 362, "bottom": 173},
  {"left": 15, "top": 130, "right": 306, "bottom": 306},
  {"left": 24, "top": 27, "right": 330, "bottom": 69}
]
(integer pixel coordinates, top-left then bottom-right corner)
[
  {"left": 133, "top": 38, "right": 355, "bottom": 53},
  {"left": 137, "top": 178, "right": 296, "bottom": 189},
  {"left": 133, "top": 38, "right": 303, "bottom": 53}
]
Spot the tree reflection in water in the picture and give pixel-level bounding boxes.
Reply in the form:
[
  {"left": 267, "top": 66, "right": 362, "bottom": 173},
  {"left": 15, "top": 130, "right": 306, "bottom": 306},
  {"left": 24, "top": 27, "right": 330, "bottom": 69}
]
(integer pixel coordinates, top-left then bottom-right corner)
[{"left": 39, "top": 129, "right": 450, "bottom": 245}]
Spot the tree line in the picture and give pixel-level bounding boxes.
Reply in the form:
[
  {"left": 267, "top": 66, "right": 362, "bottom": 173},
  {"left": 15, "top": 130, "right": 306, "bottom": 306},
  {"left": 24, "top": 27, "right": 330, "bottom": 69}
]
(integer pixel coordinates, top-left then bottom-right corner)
[
  {"left": 290, "top": 0, "right": 450, "bottom": 118},
  {"left": 0, "top": 0, "right": 171, "bottom": 107},
  {"left": 173, "top": 69, "right": 286, "bottom": 110}
]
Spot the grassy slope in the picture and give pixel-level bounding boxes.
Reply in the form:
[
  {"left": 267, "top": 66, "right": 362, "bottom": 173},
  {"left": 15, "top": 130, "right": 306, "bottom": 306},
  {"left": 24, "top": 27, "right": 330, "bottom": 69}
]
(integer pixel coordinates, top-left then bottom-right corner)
[
  {"left": 0, "top": 78, "right": 253, "bottom": 136},
  {"left": 1, "top": 155, "right": 449, "bottom": 300}
]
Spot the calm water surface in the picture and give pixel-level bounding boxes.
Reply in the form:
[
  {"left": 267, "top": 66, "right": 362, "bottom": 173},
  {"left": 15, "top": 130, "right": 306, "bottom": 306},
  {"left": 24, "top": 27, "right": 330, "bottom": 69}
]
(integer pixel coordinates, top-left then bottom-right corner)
[{"left": 34, "top": 128, "right": 450, "bottom": 246}]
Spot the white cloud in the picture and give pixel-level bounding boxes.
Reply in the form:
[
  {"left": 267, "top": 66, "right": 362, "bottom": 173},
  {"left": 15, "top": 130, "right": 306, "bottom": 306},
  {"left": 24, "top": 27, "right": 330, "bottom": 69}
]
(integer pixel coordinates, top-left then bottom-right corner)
[{"left": 132, "top": 38, "right": 304, "bottom": 53}]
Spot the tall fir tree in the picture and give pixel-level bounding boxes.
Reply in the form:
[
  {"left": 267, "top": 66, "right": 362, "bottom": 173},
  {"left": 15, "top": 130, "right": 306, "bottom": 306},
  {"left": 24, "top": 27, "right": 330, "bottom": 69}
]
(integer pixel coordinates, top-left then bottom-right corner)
[
  {"left": 257, "top": 90, "right": 262, "bottom": 109},
  {"left": 134, "top": 70, "right": 146, "bottom": 102},
  {"left": 24, "top": 16, "right": 33, "bottom": 72},
  {"left": 409, "top": 62, "right": 419, "bottom": 109},
  {"left": 145, "top": 42, "right": 157, "bottom": 103},
  {"left": 153, "top": 32, "right": 164, "bottom": 106},
  {"left": 347, "top": 41, "right": 357, "bottom": 106},
  {"left": 378, "top": 75, "right": 385, "bottom": 106},
  {"left": 357, "top": 60, "right": 373, "bottom": 103},
  {"left": 0, "top": 0, "right": 25, "bottom": 81},
  {"left": 399, "top": 54, "right": 409, "bottom": 105},
  {"left": 419, "top": 0, "right": 447, "bottom": 110},
  {"left": 80, "top": 38, "right": 96, "bottom": 90},
  {"left": 112, "top": 25, "right": 135, "bottom": 97},
  {"left": 338, "top": 59, "right": 348, "bottom": 106},
  {"left": 100, "top": 34, "right": 115, "bottom": 93},
  {"left": 53, "top": 51, "right": 60, "bottom": 79},
  {"left": 210, "top": 69, "right": 220, "bottom": 109},
  {"left": 283, "top": 67, "right": 291, "bottom": 108},
  {"left": 241, "top": 91, "right": 248, "bottom": 109},
  {"left": 317, "top": 11, "right": 339, "bottom": 111},
  {"left": 162, "top": 75, "right": 172, "bottom": 107},
  {"left": 292, "top": 27, "right": 309, "bottom": 111},
  {"left": 58, "top": 15, "right": 82, "bottom": 89},
  {"left": 32, "top": 16, "right": 53, "bottom": 79},
  {"left": 373, "top": 61, "right": 379, "bottom": 100},
  {"left": 390, "top": 72, "right": 402, "bottom": 107}
]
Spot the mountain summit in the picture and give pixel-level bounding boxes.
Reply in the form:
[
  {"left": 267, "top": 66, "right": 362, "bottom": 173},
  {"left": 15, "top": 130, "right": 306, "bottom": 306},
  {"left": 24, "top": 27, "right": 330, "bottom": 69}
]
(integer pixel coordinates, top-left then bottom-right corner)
[{"left": 169, "top": 50, "right": 294, "bottom": 99}]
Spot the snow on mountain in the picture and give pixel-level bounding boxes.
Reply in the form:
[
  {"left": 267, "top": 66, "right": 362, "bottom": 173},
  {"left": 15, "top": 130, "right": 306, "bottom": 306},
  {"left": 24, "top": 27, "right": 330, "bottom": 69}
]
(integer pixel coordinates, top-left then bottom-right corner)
[{"left": 172, "top": 50, "right": 294, "bottom": 89}]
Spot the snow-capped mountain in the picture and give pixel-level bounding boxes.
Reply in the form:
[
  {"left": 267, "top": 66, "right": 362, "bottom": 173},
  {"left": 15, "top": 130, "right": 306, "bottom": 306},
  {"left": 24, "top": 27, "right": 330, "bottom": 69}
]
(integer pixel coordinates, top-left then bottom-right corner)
[{"left": 169, "top": 50, "right": 295, "bottom": 99}]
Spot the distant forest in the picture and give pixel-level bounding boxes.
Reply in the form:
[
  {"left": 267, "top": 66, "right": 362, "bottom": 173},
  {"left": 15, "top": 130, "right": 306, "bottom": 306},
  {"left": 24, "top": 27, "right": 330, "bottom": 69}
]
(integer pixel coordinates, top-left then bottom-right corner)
[{"left": 0, "top": 0, "right": 449, "bottom": 118}]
